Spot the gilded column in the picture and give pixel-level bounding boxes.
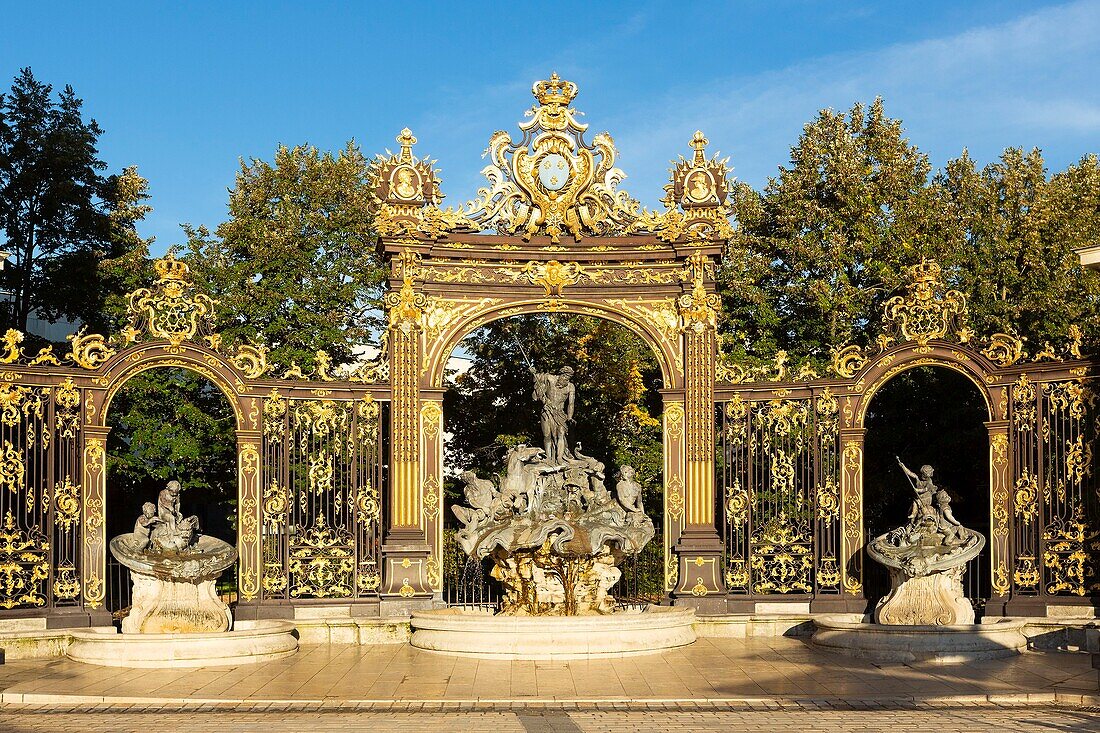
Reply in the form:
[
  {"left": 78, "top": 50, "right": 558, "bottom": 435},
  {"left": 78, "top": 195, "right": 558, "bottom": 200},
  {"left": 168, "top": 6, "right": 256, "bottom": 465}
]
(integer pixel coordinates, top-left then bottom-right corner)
[
  {"left": 671, "top": 251, "right": 726, "bottom": 609},
  {"left": 839, "top": 428, "right": 865, "bottom": 601},
  {"left": 80, "top": 426, "right": 110, "bottom": 622},
  {"left": 661, "top": 394, "right": 686, "bottom": 593},
  {"left": 236, "top": 432, "right": 262, "bottom": 605},
  {"left": 420, "top": 393, "right": 444, "bottom": 593},
  {"left": 986, "top": 421, "right": 1011, "bottom": 616},
  {"left": 380, "top": 250, "right": 433, "bottom": 608}
]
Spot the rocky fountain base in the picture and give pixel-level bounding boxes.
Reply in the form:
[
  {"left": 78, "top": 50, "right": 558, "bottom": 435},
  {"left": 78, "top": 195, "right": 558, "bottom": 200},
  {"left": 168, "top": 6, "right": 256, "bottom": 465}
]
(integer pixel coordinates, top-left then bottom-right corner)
[{"left": 411, "top": 442, "right": 696, "bottom": 658}]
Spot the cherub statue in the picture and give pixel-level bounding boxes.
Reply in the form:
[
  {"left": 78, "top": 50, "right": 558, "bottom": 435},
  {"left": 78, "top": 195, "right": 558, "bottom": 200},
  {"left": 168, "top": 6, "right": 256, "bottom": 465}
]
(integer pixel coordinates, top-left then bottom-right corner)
[
  {"left": 896, "top": 457, "right": 937, "bottom": 524},
  {"left": 934, "top": 490, "right": 967, "bottom": 545},
  {"left": 133, "top": 502, "right": 161, "bottom": 552}
]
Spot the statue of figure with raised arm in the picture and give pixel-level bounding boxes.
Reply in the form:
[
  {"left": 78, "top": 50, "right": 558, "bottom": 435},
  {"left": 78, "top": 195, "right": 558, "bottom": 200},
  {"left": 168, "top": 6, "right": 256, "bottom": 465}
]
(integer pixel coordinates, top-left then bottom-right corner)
[
  {"left": 896, "top": 456, "right": 937, "bottom": 523},
  {"left": 529, "top": 365, "right": 576, "bottom": 464}
]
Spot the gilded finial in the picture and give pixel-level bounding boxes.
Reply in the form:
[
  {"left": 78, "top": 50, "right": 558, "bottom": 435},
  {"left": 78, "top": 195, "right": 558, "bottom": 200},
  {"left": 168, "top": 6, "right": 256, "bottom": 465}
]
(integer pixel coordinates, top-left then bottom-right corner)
[
  {"left": 396, "top": 127, "right": 417, "bottom": 163},
  {"left": 689, "top": 130, "right": 709, "bottom": 165}
]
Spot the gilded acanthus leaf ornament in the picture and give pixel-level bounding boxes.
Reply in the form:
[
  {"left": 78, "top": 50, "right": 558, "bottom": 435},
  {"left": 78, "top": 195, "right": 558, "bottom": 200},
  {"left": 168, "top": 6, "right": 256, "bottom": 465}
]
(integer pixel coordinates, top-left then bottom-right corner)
[
  {"left": 677, "top": 251, "right": 721, "bottom": 331},
  {"left": 66, "top": 328, "right": 115, "bottom": 370},
  {"left": 124, "top": 254, "right": 217, "bottom": 347}
]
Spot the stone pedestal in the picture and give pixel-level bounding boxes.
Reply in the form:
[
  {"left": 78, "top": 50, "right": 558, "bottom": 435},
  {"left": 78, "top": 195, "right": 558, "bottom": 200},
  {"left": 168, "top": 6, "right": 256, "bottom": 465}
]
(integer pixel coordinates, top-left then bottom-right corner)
[
  {"left": 875, "top": 566, "right": 974, "bottom": 626},
  {"left": 123, "top": 574, "right": 232, "bottom": 634}
]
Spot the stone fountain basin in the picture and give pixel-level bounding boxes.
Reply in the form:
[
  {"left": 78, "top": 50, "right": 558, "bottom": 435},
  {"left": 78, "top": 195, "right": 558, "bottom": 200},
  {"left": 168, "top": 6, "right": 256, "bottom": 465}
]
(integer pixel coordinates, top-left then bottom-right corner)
[
  {"left": 411, "top": 605, "right": 696, "bottom": 659},
  {"left": 110, "top": 533, "right": 237, "bottom": 583},
  {"left": 66, "top": 619, "right": 299, "bottom": 668},
  {"left": 810, "top": 613, "right": 1028, "bottom": 664}
]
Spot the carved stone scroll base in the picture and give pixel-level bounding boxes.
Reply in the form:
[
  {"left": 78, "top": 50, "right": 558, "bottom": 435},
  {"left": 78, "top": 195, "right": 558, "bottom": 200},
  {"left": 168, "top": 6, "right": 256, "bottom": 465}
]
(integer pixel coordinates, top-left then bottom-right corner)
[
  {"left": 122, "top": 573, "right": 232, "bottom": 634},
  {"left": 874, "top": 566, "right": 974, "bottom": 626}
]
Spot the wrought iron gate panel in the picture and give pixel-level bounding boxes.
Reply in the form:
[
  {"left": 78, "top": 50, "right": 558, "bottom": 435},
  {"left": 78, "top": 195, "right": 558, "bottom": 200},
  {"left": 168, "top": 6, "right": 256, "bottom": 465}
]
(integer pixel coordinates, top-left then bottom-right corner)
[
  {"left": 0, "top": 380, "right": 82, "bottom": 611},
  {"left": 719, "top": 389, "right": 841, "bottom": 596},
  {"left": 1010, "top": 374, "right": 1097, "bottom": 597},
  {"left": 259, "top": 392, "right": 386, "bottom": 601}
]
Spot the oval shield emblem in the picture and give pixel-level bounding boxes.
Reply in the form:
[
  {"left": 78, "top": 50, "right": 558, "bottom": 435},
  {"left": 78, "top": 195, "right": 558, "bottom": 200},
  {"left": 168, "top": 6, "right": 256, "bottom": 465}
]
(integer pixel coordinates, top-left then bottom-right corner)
[{"left": 538, "top": 153, "right": 570, "bottom": 191}]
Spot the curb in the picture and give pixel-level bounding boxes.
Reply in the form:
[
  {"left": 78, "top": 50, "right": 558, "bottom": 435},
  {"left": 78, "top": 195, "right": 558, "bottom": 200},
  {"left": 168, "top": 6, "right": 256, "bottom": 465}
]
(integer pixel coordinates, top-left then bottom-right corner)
[{"left": 1, "top": 691, "right": 1097, "bottom": 712}]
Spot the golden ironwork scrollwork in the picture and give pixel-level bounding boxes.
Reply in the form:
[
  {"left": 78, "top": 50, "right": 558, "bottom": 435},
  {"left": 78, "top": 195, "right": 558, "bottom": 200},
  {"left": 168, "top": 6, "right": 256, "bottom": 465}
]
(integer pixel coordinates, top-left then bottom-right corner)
[
  {"left": 125, "top": 254, "right": 217, "bottom": 347},
  {"left": 982, "top": 332, "right": 1025, "bottom": 366},
  {"left": 749, "top": 513, "right": 812, "bottom": 594},
  {"left": 53, "top": 477, "right": 81, "bottom": 531},
  {"left": 0, "top": 511, "right": 48, "bottom": 609},
  {"left": 678, "top": 251, "right": 720, "bottom": 332},
  {"left": 1042, "top": 507, "right": 1091, "bottom": 596},
  {"left": 463, "top": 74, "right": 640, "bottom": 243},
  {"left": 288, "top": 518, "right": 355, "bottom": 598},
  {"left": 882, "top": 259, "right": 967, "bottom": 345},
  {"left": 66, "top": 328, "right": 115, "bottom": 369}
]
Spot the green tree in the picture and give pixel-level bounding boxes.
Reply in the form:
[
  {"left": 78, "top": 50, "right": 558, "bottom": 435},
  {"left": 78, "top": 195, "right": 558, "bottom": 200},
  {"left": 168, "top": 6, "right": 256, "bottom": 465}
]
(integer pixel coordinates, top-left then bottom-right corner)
[
  {"left": 185, "top": 142, "right": 384, "bottom": 372},
  {"left": 934, "top": 149, "right": 1100, "bottom": 348},
  {"left": 725, "top": 99, "right": 941, "bottom": 365},
  {"left": 0, "top": 68, "right": 150, "bottom": 337}
]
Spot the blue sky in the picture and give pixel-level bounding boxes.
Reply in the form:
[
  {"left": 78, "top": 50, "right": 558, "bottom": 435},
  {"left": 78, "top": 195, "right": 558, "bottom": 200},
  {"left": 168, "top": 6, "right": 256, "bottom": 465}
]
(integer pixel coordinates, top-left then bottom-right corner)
[{"left": 3, "top": 1, "right": 1098, "bottom": 255}]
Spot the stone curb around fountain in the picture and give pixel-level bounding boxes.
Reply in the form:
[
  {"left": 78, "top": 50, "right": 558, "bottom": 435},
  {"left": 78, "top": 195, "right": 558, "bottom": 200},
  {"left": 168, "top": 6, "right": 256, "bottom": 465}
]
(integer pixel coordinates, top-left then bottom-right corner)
[
  {"left": 410, "top": 606, "right": 697, "bottom": 659},
  {"left": 64, "top": 619, "right": 299, "bottom": 668},
  {"left": 809, "top": 613, "right": 1030, "bottom": 664}
]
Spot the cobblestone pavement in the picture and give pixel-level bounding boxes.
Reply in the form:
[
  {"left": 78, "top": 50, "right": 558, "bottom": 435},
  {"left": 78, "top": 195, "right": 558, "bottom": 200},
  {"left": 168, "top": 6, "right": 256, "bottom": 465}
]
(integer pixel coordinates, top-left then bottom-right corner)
[{"left": 0, "top": 706, "right": 1098, "bottom": 732}]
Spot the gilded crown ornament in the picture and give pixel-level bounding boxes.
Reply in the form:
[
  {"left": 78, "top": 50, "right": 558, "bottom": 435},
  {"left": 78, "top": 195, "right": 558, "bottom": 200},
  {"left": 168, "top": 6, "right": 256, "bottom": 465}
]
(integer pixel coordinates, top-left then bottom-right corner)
[{"left": 532, "top": 72, "right": 578, "bottom": 108}]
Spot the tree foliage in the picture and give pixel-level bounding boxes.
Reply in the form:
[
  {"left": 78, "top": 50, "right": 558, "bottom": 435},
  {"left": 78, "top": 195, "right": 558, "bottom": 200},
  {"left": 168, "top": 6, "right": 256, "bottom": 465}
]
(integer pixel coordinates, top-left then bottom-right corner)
[
  {"left": 184, "top": 142, "right": 384, "bottom": 373},
  {"left": 444, "top": 315, "right": 664, "bottom": 518},
  {"left": 0, "top": 68, "right": 152, "bottom": 337},
  {"left": 725, "top": 99, "right": 938, "bottom": 365},
  {"left": 724, "top": 99, "right": 1100, "bottom": 363},
  {"left": 106, "top": 368, "right": 237, "bottom": 539}
]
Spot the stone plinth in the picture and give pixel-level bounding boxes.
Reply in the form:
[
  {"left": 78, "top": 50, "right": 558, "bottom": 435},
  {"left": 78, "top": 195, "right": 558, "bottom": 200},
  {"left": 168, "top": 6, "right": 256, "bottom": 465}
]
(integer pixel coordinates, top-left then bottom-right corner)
[
  {"left": 810, "top": 613, "right": 1028, "bottom": 664},
  {"left": 66, "top": 620, "right": 299, "bottom": 668},
  {"left": 410, "top": 605, "right": 696, "bottom": 659},
  {"left": 875, "top": 567, "right": 974, "bottom": 625}
]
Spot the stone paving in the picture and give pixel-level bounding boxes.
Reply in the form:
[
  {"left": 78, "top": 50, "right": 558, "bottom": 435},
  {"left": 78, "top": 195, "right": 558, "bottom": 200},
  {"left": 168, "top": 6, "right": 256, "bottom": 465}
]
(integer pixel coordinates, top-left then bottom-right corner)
[
  {"left": 0, "top": 636, "right": 1096, "bottom": 731},
  {"left": 0, "top": 637, "right": 1092, "bottom": 705},
  {"left": 0, "top": 707, "right": 1099, "bottom": 732}
]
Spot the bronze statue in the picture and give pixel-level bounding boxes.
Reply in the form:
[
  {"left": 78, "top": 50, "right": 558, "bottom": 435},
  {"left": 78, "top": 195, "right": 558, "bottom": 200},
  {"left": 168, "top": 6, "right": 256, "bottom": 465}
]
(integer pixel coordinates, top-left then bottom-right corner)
[{"left": 529, "top": 365, "right": 575, "bottom": 464}]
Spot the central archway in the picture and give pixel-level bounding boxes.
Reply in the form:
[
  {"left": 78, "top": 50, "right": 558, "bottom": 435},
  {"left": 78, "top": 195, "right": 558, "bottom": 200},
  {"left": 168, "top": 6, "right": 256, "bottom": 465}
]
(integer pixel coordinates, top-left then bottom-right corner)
[
  {"left": 439, "top": 312, "right": 669, "bottom": 607},
  {"left": 103, "top": 366, "right": 240, "bottom": 616}
]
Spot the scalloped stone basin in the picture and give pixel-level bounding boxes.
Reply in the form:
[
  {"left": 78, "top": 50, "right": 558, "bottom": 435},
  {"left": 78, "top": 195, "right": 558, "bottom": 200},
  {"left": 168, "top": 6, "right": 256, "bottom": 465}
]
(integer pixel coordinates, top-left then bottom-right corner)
[
  {"left": 411, "top": 606, "right": 696, "bottom": 659},
  {"left": 66, "top": 620, "right": 299, "bottom": 668},
  {"left": 810, "top": 613, "right": 1028, "bottom": 664}
]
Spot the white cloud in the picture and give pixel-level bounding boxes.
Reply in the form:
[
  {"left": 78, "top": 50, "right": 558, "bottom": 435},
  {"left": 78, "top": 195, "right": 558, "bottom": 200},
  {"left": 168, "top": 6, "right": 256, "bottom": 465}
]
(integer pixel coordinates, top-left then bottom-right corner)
[{"left": 604, "top": 0, "right": 1100, "bottom": 200}]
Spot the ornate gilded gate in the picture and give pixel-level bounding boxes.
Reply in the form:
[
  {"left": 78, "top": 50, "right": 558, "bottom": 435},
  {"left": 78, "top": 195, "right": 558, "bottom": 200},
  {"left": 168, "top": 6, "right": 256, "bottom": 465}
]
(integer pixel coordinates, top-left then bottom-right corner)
[
  {"left": 0, "top": 257, "right": 387, "bottom": 625},
  {"left": 716, "top": 260, "right": 1098, "bottom": 615},
  {"left": 0, "top": 75, "right": 1094, "bottom": 627}
]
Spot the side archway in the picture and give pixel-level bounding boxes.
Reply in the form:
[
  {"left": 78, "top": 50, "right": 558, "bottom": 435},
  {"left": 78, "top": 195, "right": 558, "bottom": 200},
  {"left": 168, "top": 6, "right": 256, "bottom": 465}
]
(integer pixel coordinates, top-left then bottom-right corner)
[{"left": 844, "top": 343, "right": 1004, "bottom": 610}]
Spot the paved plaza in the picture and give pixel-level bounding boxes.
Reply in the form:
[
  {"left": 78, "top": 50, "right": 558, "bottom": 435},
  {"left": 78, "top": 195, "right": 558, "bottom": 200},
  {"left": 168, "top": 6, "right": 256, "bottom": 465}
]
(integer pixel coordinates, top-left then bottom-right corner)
[{"left": 0, "top": 636, "right": 1096, "bottom": 731}]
